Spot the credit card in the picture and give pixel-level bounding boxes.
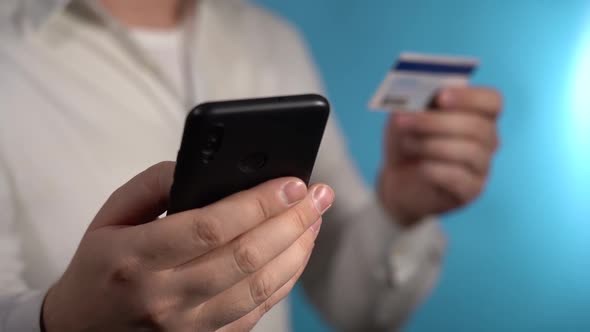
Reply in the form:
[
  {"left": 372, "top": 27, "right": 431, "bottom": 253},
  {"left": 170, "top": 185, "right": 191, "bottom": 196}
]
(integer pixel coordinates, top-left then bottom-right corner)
[{"left": 369, "top": 52, "right": 479, "bottom": 111}]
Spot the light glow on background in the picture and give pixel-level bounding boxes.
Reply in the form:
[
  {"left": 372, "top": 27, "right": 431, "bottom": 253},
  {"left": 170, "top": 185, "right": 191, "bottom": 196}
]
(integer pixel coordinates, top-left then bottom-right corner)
[{"left": 570, "top": 13, "right": 590, "bottom": 174}]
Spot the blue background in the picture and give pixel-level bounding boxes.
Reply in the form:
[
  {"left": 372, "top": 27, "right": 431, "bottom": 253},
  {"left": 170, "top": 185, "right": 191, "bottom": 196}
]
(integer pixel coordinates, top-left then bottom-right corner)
[{"left": 254, "top": 1, "right": 590, "bottom": 331}]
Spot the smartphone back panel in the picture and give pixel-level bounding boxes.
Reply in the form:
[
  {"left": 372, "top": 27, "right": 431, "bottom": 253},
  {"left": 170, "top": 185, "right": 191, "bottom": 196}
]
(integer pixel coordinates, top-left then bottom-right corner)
[{"left": 168, "top": 94, "right": 330, "bottom": 214}]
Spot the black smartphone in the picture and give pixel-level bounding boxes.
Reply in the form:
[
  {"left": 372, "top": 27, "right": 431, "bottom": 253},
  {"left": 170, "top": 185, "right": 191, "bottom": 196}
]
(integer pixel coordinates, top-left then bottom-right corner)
[{"left": 168, "top": 94, "right": 330, "bottom": 214}]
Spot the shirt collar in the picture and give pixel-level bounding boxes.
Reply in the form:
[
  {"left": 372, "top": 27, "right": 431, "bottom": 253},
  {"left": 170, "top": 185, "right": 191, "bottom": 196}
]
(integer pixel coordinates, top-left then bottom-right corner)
[{"left": 0, "top": 0, "right": 72, "bottom": 36}]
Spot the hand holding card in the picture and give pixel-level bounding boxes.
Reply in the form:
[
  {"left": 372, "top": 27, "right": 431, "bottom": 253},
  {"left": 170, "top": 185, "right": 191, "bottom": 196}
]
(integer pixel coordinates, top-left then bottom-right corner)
[{"left": 370, "top": 53, "right": 502, "bottom": 225}]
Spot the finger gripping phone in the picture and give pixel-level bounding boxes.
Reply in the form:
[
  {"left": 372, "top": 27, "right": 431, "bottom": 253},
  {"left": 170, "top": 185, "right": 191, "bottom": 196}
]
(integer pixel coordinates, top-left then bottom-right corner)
[{"left": 168, "top": 94, "right": 330, "bottom": 214}]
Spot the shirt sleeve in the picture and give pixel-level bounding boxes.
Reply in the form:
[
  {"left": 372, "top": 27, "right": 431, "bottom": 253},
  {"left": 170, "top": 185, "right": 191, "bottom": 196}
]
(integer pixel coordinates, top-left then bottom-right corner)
[
  {"left": 271, "top": 21, "right": 448, "bottom": 331},
  {"left": 0, "top": 160, "right": 45, "bottom": 332},
  {"left": 304, "top": 115, "right": 447, "bottom": 332}
]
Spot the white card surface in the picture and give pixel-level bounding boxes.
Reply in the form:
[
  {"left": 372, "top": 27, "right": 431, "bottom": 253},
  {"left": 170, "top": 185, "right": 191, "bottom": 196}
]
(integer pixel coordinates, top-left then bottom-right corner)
[{"left": 369, "top": 52, "right": 479, "bottom": 111}]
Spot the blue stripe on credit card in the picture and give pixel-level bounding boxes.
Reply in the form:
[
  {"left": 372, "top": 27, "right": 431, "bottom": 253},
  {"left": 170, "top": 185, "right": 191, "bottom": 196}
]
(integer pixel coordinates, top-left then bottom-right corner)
[{"left": 393, "top": 61, "right": 476, "bottom": 75}]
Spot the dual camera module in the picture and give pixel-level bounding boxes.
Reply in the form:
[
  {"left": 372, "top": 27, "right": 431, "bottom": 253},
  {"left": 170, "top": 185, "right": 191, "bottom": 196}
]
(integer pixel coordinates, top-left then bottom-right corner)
[
  {"left": 200, "top": 123, "right": 267, "bottom": 173},
  {"left": 200, "top": 123, "right": 224, "bottom": 163}
]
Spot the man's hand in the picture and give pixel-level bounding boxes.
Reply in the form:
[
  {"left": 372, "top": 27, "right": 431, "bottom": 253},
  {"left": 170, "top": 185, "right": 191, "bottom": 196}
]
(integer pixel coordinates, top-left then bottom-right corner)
[
  {"left": 379, "top": 86, "right": 502, "bottom": 225},
  {"left": 42, "top": 162, "right": 334, "bottom": 332}
]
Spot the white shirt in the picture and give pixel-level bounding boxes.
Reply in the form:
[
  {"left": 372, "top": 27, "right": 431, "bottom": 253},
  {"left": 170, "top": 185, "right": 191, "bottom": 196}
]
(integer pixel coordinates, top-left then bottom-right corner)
[{"left": 0, "top": 1, "right": 446, "bottom": 331}]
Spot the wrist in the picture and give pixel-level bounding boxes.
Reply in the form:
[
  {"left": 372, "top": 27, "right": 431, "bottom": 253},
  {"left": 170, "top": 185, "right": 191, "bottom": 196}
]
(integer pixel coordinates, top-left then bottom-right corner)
[
  {"left": 377, "top": 167, "right": 424, "bottom": 227},
  {"left": 41, "top": 283, "right": 69, "bottom": 332}
]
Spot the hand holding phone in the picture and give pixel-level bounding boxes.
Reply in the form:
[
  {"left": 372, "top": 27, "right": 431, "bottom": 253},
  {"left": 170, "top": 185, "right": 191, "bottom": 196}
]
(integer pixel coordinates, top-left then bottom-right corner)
[{"left": 42, "top": 161, "right": 334, "bottom": 332}]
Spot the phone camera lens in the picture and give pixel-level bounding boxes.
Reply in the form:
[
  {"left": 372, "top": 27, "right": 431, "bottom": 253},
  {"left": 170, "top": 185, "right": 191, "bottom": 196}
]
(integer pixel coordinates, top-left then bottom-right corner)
[
  {"left": 207, "top": 135, "right": 218, "bottom": 144},
  {"left": 200, "top": 148, "right": 215, "bottom": 164},
  {"left": 200, "top": 124, "right": 224, "bottom": 164},
  {"left": 201, "top": 148, "right": 215, "bottom": 157}
]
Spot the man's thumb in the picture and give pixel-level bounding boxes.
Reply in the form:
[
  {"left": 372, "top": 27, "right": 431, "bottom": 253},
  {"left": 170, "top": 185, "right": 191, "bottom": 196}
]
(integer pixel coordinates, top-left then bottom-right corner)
[{"left": 90, "top": 161, "right": 176, "bottom": 230}]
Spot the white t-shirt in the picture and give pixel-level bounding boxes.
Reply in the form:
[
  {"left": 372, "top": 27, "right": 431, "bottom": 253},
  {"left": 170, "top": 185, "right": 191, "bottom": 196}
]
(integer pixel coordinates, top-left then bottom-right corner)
[{"left": 129, "top": 26, "right": 189, "bottom": 105}]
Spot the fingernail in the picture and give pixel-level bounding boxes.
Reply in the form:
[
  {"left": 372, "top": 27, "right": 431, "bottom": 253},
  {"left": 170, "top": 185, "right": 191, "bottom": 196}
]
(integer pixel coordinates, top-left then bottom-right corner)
[
  {"left": 395, "top": 113, "right": 415, "bottom": 128},
  {"left": 281, "top": 180, "right": 307, "bottom": 205},
  {"left": 312, "top": 185, "right": 334, "bottom": 214},
  {"left": 311, "top": 219, "right": 322, "bottom": 234},
  {"left": 439, "top": 89, "right": 454, "bottom": 107}
]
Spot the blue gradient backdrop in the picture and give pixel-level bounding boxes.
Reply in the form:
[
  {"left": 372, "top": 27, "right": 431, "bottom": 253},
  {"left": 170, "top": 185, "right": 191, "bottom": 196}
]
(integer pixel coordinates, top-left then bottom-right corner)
[{"left": 254, "top": 1, "right": 590, "bottom": 331}]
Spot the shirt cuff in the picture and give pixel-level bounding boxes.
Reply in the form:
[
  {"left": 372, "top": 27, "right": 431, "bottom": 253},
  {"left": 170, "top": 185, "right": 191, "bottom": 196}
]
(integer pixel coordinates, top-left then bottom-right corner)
[
  {"left": 4, "top": 291, "right": 45, "bottom": 332},
  {"left": 384, "top": 219, "right": 447, "bottom": 287},
  {"left": 360, "top": 196, "right": 445, "bottom": 289}
]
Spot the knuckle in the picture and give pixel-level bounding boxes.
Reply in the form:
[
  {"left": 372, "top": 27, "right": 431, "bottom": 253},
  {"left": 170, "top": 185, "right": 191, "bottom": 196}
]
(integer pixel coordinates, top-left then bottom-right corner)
[
  {"left": 249, "top": 272, "right": 274, "bottom": 306},
  {"left": 260, "top": 278, "right": 297, "bottom": 318},
  {"left": 476, "top": 87, "right": 503, "bottom": 113},
  {"left": 473, "top": 154, "right": 490, "bottom": 175},
  {"left": 470, "top": 119, "right": 493, "bottom": 143},
  {"left": 456, "top": 173, "right": 481, "bottom": 203},
  {"left": 466, "top": 141, "right": 484, "bottom": 158},
  {"left": 259, "top": 297, "right": 275, "bottom": 317},
  {"left": 109, "top": 256, "right": 142, "bottom": 285},
  {"left": 296, "top": 231, "right": 316, "bottom": 255},
  {"left": 252, "top": 193, "right": 272, "bottom": 220},
  {"left": 283, "top": 276, "right": 299, "bottom": 295},
  {"left": 103, "top": 186, "right": 128, "bottom": 212},
  {"left": 451, "top": 184, "right": 471, "bottom": 205},
  {"left": 463, "top": 185, "right": 482, "bottom": 205},
  {"left": 433, "top": 166, "right": 464, "bottom": 198},
  {"left": 491, "top": 89, "right": 504, "bottom": 110},
  {"left": 234, "top": 241, "right": 262, "bottom": 274},
  {"left": 447, "top": 166, "right": 464, "bottom": 183},
  {"left": 467, "top": 115, "right": 487, "bottom": 131},
  {"left": 137, "top": 299, "right": 173, "bottom": 330},
  {"left": 190, "top": 212, "right": 224, "bottom": 250},
  {"left": 110, "top": 186, "right": 125, "bottom": 201},
  {"left": 290, "top": 206, "right": 312, "bottom": 233}
]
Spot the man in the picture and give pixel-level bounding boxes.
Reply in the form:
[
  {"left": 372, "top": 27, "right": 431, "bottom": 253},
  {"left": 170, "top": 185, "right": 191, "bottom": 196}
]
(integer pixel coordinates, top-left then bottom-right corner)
[{"left": 0, "top": 0, "right": 501, "bottom": 331}]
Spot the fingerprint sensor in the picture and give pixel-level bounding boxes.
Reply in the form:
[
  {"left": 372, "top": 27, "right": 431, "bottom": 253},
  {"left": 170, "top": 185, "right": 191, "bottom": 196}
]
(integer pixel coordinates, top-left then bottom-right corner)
[{"left": 238, "top": 152, "right": 267, "bottom": 173}]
